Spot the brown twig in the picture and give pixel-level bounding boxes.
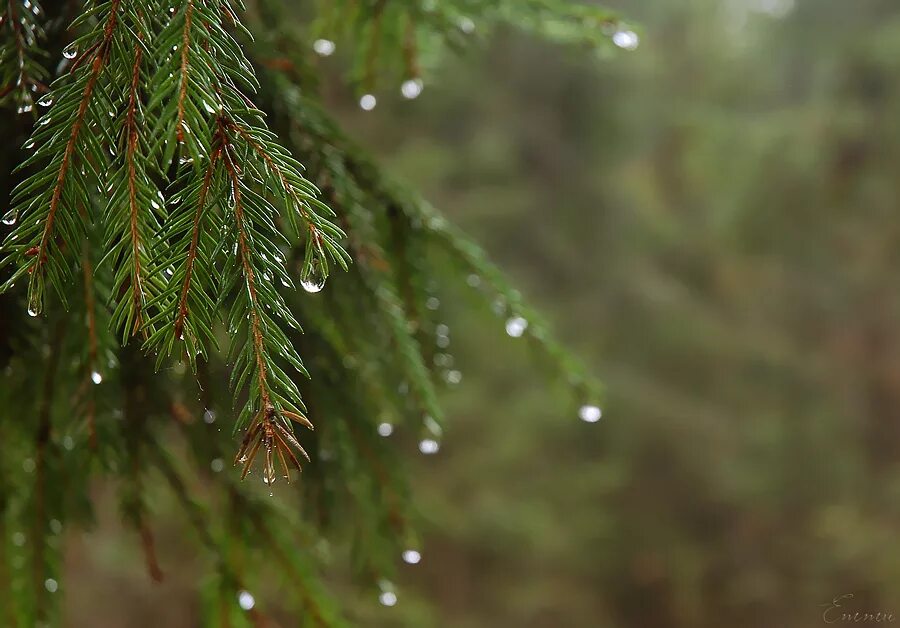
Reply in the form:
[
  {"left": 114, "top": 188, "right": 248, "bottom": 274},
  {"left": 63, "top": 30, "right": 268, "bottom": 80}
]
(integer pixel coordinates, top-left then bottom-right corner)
[{"left": 176, "top": 0, "right": 195, "bottom": 142}]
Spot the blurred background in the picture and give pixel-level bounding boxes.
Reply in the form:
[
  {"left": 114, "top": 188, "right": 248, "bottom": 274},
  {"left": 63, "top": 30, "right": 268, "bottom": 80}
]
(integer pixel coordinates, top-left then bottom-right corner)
[{"left": 64, "top": 0, "right": 900, "bottom": 625}]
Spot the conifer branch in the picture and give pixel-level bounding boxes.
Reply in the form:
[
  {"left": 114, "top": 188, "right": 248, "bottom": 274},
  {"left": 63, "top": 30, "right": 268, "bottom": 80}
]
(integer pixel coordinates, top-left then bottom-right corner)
[
  {"left": 171, "top": 142, "right": 221, "bottom": 346},
  {"left": 1, "top": 0, "right": 124, "bottom": 314},
  {"left": 0, "top": 0, "right": 47, "bottom": 109},
  {"left": 125, "top": 43, "right": 147, "bottom": 333},
  {"left": 221, "top": 135, "right": 269, "bottom": 408},
  {"left": 37, "top": 0, "right": 118, "bottom": 278}
]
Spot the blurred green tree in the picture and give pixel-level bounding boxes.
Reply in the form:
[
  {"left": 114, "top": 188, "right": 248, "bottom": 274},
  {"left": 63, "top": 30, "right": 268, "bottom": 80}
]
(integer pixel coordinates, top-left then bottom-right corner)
[{"left": 364, "top": 0, "right": 900, "bottom": 626}]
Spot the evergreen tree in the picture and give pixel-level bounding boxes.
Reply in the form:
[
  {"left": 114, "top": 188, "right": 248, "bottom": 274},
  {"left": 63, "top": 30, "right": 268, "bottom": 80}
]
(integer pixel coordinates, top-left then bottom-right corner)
[{"left": 0, "top": 1, "right": 627, "bottom": 624}]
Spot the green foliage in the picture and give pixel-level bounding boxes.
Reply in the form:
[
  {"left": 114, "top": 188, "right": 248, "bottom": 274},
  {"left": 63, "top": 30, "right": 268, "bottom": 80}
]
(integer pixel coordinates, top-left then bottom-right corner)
[
  {"left": 0, "top": 0, "right": 624, "bottom": 624},
  {"left": 0, "top": 0, "right": 47, "bottom": 112}
]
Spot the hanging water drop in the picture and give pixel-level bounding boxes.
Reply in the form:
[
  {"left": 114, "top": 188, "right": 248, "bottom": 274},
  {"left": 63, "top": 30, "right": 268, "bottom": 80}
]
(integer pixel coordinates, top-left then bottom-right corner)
[
  {"left": 237, "top": 590, "right": 255, "bottom": 610},
  {"left": 505, "top": 316, "right": 528, "bottom": 338},
  {"left": 37, "top": 94, "right": 53, "bottom": 107},
  {"left": 612, "top": 30, "right": 639, "bottom": 51},
  {"left": 377, "top": 422, "right": 393, "bottom": 437},
  {"left": 2, "top": 212, "right": 16, "bottom": 226},
  {"left": 418, "top": 439, "right": 440, "bottom": 455},
  {"left": 458, "top": 16, "right": 476, "bottom": 34},
  {"left": 313, "top": 39, "right": 335, "bottom": 56},
  {"left": 401, "top": 78, "right": 423, "bottom": 100},
  {"left": 62, "top": 44, "right": 77, "bottom": 59},
  {"left": 378, "top": 580, "right": 397, "bottom": 606},
  {"left": 90, "top": 370, "right": 102, "bottom": 385},
  {"left": 402, "top": 549, "right": 421, "bottom": 564},
  {"left": 578, "top": 404, "right": 602, "bottom": 423},
  {"left": 359, "top": 94, "right": 377, "bottom": 111},
  {"left": 27, "top": 305, "right": 39, "bottom": 317},
  {"left": 300, "top": 264, "right": 326, "bottom": 293}
]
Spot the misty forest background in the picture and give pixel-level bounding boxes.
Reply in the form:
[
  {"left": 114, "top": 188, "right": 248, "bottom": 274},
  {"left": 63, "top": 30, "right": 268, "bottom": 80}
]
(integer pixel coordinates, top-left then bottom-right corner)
[{"left": 60, "top": 0, "right": 900, "bottom": 626}]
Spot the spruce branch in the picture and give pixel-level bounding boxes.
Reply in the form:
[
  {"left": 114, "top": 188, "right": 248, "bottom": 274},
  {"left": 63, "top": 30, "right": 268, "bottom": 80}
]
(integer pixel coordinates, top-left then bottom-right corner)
[
  {"left": 0, "top": 0, "right": 47, "bottom": 111},
  {"left": 102, "top": 32, "right": 163, "bottom": 341},
  {"left": 1, "top": 0, "right": 124, "bottom": 314}
]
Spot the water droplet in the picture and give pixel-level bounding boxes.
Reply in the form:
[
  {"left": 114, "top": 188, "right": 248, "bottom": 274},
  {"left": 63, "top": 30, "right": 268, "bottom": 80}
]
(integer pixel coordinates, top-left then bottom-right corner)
[
  {"left": 359, "top": 94, "right": 377, "bottom": 111},
  {"left": 300, "top": 264, "right": 326, "bottom": 293},
  {"left": 22, "top": 458, "right": 35, "bottom": 473},
  {"left": 2, "top": 211, "right": 16, "bottom": 226},
  {"left": 37, "top": 94, "right": 53, "bottom": 107},
  {"left": 445, "top": 369, "right": 462, "bottom": 385},
  {"left": 203, "top": 408, "right": 216, "bottom": 424},
  {"left": 466, "top": 274, "right": 481, "bottom": 287},
  {"left": 377, "top": 422, "right": 393, "bottom": 437},
  {"left": 612, "top": 30, "right": 639, "bottom": 50},
  {"left": 313, "top": 39, "right": 335, "bottom": 56},
  {"left": 457, "top": 16, "right": 475, "bottom": 34},
  {"left": 425, "top": 297, "right": 440, "bottom": 310},
  {"left": 237, "top": 590, "right": 255, "bottom": 610},
  {"left": 44, "top": 578, "right": 58, "bottom": 593},
  {"left": 90, "top": 371, "right": 102, "bottom": 385},
  {"left": 505, "top": 316, "right": 528, "bottom": 338},
  {"left": 401, "top": 78, "right": 423, "bottom": 100},
  {"left": 377, "top": 580, "right": 397, "bottom": 606},
  {"left": 402, "top": 549, "right": 421, "bottom": 564},
  {"left": 23, "top": 140, "right": 34, "bottom": 150},
  {"left": 210, "top": 458, "right": 224, "bottom": 472},
  {"left": 62, "top": 44, "right": 77, "bottom": 59},
  {"left": 12, "top": 532, "right": 25, "bottom": 547},
  {"left": 418, "top": 439, "right": 440, "bottom": 455},
  {"left": 27, "top": 305, "right": 39, "bottom": 317},
  {"left": 49, "top": 519, "right": 62, "bottom": 535},
  {"left": 578, "top": 404, "right": 602, "bottom": 423}
]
